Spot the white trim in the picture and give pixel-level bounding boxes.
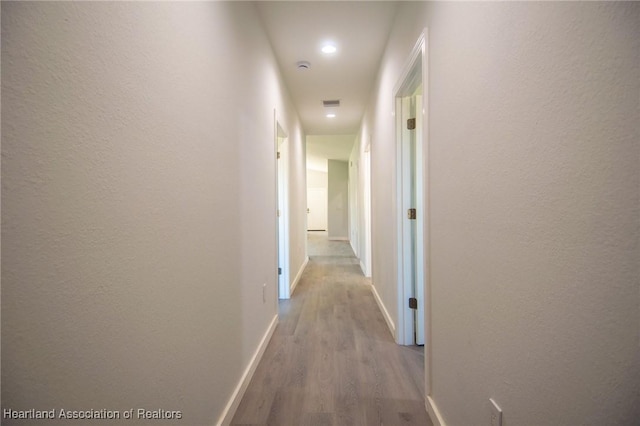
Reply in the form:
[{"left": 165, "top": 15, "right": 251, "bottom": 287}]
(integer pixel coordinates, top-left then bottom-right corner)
[
  {"left": 394, "top": 30, "right": 428, "bottom": 348},
  {"left": 371, "top": 283, "right": 396, "bottom": 339},
  {"left": 426, "top": 396, "right": 446, "bottom": 426},
  {"left": 363, "top": 148, "right": 372, "bottom": 279},
  {"left": 328, "top": 237, "right": 349, "bottom": 241},
  {"left": 393, "top": 31, "right": 426, "bottom": 101},
  {"left": 421, "top": 27, "right": 432, "bottom": 397},
  {"left": 290, "top": 256, "right": 309, "bottom": 296},
  {"left": 359, "top": 260, "right": 367, "bottom": 276},
  {"left": 275, "top": 112, "right": 290, "bottom": 300},
  {"left": 350, "top": 240, "right": 358, "bottom": 258},
  {"left": 217, "top": 314, "right": 278, "bottom": 426}
]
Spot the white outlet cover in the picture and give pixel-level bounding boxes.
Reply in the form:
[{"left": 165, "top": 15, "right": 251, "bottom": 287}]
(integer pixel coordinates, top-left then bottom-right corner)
[{"left": 489, "top": 398, "right": 502, "bottom": 426}]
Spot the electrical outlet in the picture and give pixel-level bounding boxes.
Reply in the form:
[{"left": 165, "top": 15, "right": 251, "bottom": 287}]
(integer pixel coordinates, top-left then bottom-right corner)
[
  {"left": 262, "top": 283, "right": 266, "bottom": 303},
  {"left": 489, "top": 398, "right": 502, "bottom": 426}
]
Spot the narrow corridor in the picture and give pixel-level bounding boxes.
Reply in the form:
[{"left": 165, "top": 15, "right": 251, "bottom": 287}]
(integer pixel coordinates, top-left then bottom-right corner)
[{"left": 232, "top": 232, "right": 430, "bottom": 426}]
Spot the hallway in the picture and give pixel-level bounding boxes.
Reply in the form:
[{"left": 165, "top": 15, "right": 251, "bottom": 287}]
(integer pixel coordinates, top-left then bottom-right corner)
[
  {"left": 3, "top": 2, "right": 638, "bottom": 425},
  {"left": 232, "top": 232, "right": 430, "bottom": 426}
]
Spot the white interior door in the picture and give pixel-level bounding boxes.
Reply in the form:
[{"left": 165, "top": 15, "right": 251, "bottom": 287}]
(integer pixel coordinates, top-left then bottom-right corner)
[
  {"left": 277, "top": 134, "right": 290, "bottom": 300},
  {"left": 307, "top": 188, "right": 327, "bottom": 231},
  {"left": 414, "top": 92, "right": 425, "bottom": 345},
  {"left": 398, "top": 83, "right": 425, "bottom": 346},
  {"left": 402, "top": 90, "right": 425, "bottom": 346}
]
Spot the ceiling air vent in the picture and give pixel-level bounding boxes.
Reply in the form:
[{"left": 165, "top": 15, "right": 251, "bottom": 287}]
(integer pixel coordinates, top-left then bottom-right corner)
[
  {"left": 323, "top": 100, "right": 340, "bottom": 108},
  {"left": 297, "top": 61, "right": 311, "bottom": 70}
]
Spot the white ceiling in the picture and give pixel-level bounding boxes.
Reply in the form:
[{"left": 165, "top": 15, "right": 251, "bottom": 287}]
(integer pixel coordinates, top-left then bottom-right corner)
[
  {"left": 256, "top": 1, "right": 399, "bottom": 136},
  {"left": 306, "top": 135, "right": 357, "bottom": 172}
]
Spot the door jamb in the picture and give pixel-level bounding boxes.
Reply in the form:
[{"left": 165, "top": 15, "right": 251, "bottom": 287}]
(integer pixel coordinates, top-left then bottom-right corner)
[
  {"left": 393, "top": 29, "right": 431, "bottom": 395},
  {"left": 274, "top": 111, "right": 290, "bottom": 300},
  {"left": 363, "top": 139, "right": 372, "bottom": 278}
]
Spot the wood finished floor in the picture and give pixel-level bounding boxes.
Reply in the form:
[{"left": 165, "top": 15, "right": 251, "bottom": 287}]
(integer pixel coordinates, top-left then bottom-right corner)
[{"left": 231, "top": 232, "right": 431, "bottom": 426}]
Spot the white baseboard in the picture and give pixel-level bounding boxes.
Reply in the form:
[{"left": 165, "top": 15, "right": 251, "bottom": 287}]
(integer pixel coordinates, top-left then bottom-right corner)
[
  {"left": 290, "top": 256, "right": 309, "bottom": 296},
  {"left": 217, "top": 314, "right": 278, "bottom": 426},
  {"left": 350, "top": 240, "right": 358, "bottom": 257},
  {"left": 426, "top": 395, "right": 446, "bottom": 426},
  {"left": 370, "top": 283, "right": 395, "bottom": 339},
  {"left": 359, "top": 260, "right": 370, "bottom": 277}
]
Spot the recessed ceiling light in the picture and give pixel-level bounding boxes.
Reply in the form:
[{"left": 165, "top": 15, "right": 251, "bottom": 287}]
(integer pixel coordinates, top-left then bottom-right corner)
[
  {"left": 326, "top": 113, "right": 336, "bottom": 118},
  {"left": 321, "top": 44, "right": 337, "bottom": 54}
]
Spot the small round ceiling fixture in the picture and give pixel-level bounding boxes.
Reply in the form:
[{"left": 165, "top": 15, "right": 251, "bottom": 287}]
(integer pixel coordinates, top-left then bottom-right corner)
[
  {"left": 296, "top": 60, "right": 311, "bottom": 70},
  {"left": 321, "top": 44, "right": 337, "bottom": 54},
  {"left": 326, "top": 113, "right": 336, "bottom": 118}
]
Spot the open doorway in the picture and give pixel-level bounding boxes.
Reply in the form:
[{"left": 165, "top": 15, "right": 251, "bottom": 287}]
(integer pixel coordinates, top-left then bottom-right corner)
[
  {"left": 393, "top": 29, "right": 431, "bottom": 397},
  {"left": 275, "top": 118, "right": 290, "bottom": 300},
  {"left": 394, "top": 29, "right": 430, "bottom": 365},
  {"left": 306, "top": 135, "right": 355, "bottom": 238},
  {"left": 397, "top": 86, "right": 424, "bottom": 347}
]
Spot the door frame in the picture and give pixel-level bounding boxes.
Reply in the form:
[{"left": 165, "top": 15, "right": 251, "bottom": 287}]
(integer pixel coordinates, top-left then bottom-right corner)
[
  {"left": 274, "top": 111, "right": 290, "bottom": 300},
  {"left": 349, "top": 159, "right": 360, "bottom": 258},
  {"left": 363, "top": 142, "right": 372, "bottom": 278},
  {"left": 393, "top": 29, "right": 431, "bottom": 393}
]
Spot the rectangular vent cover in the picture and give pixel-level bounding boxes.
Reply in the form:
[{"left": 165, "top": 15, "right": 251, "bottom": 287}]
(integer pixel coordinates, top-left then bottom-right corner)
[{"left": 323, "top": 100, "right": 340, "bottom": 108}]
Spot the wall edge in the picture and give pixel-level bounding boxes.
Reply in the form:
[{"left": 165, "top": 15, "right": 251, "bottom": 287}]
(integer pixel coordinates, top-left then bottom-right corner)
[
  {"left": 371, "top": 282, "right": 396, "bottom": 339},
  {"left": 217, "top": 314, "right": 279, "bottom": 426}
]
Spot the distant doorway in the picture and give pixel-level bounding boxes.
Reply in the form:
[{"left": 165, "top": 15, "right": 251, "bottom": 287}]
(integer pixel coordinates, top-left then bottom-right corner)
[{"left": 307, "top": 188, "right": 328, "bottom": 231}]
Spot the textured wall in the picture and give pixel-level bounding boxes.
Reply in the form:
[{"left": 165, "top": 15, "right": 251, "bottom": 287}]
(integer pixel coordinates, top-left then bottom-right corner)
[
  {"left": 285, "top": 125, "right": 308, "bottom": 283},
  {"left": 364, "top": 1, "right": 639, "bottom": 424},
  {"left": 1, "top": 2, "right": 305, "bottom": 424}
]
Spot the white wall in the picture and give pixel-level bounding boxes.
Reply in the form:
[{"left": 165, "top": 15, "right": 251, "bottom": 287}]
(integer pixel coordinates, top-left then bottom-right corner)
[
  {"left": 362, "top": 2, "right": 639, "bottom": 425},
  {"left": 327, "top": 160, "right": 349, "bottom": 240},
  {"left": 307, "top": 169, "right": 328, "bottom": 190},
  {"left": 284, "top": 131, "right": 308, "bottom": 293},
  {"left": 1, "top": 2, "right": 306, "bottom": 424}
]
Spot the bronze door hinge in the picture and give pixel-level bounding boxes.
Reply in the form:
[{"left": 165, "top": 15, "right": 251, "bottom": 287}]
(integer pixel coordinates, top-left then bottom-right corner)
[{"left": 409, "top": 298, "right": 418, "bottom": 309}]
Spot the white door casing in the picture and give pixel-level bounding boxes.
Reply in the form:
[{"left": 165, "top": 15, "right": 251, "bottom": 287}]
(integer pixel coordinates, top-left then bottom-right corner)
[
  {"left": 363, "top": 146, "right": 372, "bottom": 278},
  {"left": 276, "top": 117, "right": 290, "bottom": 300},
  {"left": 393, "top": 29, "right": 431, "bottom": 394}
]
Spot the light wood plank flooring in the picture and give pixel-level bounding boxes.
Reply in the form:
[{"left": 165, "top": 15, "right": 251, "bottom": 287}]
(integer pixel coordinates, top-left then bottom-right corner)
[{"left": 231, "top": 232, "right": 431, "bottom": 426}]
